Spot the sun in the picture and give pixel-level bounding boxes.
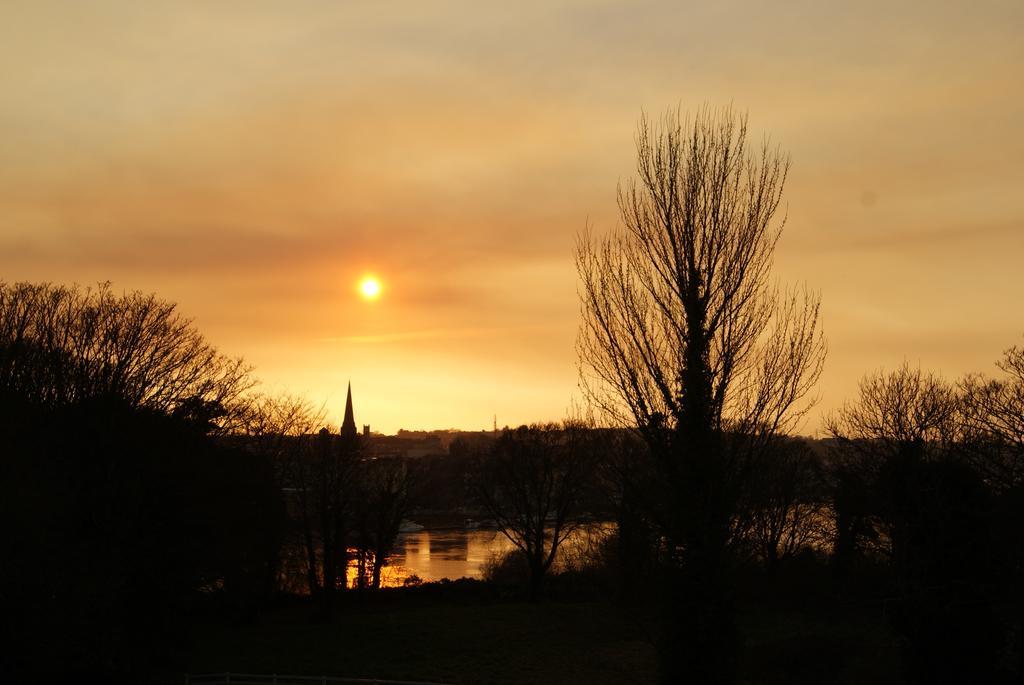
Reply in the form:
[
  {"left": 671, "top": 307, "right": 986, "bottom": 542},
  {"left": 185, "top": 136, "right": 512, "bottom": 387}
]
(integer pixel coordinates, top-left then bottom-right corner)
[{"left": 358, "top": 275, "right": 382, "bottom": 300}]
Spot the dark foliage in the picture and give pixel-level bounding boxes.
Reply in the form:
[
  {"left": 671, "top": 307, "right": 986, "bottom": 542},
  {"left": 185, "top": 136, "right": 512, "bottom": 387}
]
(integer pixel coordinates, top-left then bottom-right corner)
[
  {"left": 827, "top": 363, "right": 1023, "bottom": 683},
  {"left": 0, "top": 283, "right": 283, "bottom": 681},
  {"left": 0, "top": 398, "right": 284, "bottom": 680}
]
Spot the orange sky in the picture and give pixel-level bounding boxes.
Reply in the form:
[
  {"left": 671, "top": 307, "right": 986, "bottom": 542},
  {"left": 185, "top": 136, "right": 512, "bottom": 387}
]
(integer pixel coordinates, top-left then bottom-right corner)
[{"left": 2, "top": 1, "right": 1023, "bottom": 434}]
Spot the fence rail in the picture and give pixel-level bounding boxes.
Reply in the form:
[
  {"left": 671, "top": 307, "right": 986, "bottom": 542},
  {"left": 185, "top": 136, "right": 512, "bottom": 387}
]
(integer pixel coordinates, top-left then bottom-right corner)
[{"left": 186, "top": 673, "right": 453, "bottom": 685}]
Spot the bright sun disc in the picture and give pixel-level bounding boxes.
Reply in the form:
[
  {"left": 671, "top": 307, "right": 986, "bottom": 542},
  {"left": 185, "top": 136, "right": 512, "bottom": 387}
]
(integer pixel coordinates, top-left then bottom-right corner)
[{"left": 359, "top": 276, "right": 382, "bottom": 300}]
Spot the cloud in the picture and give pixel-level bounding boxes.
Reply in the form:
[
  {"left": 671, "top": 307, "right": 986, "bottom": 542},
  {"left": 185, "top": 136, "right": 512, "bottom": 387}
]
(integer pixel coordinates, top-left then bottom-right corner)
[
  {"left": 1, "top": 0, "right": 1022, "bottom": 432},
  {"left": 317, "top": 323, "right": 554, "bottom": 345}
]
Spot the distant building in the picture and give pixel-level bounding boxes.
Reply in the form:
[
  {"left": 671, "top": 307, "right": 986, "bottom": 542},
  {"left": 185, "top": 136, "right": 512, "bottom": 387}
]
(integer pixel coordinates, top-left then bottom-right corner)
[
  {"left": 341, "top": 381, "right": 358, "bottom": 439},
  {"left": 333, "top": 383, "right": 498, "bottom": 459}
]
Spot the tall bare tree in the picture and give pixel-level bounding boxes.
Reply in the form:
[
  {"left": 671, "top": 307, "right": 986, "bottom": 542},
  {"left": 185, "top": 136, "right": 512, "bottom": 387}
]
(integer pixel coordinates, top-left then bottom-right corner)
[{"left": 576, "top": 105, "right": 825, "bottom": 682}]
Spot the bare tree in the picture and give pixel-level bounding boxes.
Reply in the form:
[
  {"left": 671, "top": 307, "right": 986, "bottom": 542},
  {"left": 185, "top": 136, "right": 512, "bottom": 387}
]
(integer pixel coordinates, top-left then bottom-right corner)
[
  {"left": 961, "top": 338, "right": 1024, "bottom": 492},
  {"left": 242, "top": 396, "right": 415, "bottom": 595},
  {"left": 474, "top": 422, "right": 597, "bottom": 596},
  {"left": 825, "top": 363, "right": 962, "bottom": 563},
  {"left": 236, "top": 393, "right": 334, "bottom": 597},
  {"left": 738, "top": 438, "right": 830, "bottom": 569},
  {"left": 0, "top": 281, "right": 254, "bottom": 428},
  {"left": 576, "top": 105, "right": 825, "bottom": 682},
  {"left": 827, "top": 364, "right": 1007, "bottom": 682},
  {"left": 595, "top": 428, "right": 662, "bottom": 597},
  {"left": 351, "top": 457, "right": 413, "bottom": 590},
  {"left": 959, "top": 339, "right": 1024, "bottom": 678},
  {"left": 827, "top": 363, "right": 962, "bottom": 462}
]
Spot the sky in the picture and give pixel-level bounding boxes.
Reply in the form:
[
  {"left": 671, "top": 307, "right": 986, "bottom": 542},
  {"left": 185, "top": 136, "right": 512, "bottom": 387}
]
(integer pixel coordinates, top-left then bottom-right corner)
[{"left": 2, "top": 1, "right": 1023, "bottom": 434}]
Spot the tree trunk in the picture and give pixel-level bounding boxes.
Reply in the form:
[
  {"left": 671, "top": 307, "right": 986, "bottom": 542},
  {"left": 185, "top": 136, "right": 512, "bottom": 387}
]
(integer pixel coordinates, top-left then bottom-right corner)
[
  {"left": 300, "top": 501, "right": 320, "bottom": 596},
  {"left": 659, "top": 541, "right": 737, "bottom": 684},
  {"left": 658, "top": 382, "right": 739, "bottom": 684},
  {"left": 528, "top": 557, "right": 545, "bottom": 599},
  {"left": 371, "top": 547, "right": 384, "bottom": 589}
]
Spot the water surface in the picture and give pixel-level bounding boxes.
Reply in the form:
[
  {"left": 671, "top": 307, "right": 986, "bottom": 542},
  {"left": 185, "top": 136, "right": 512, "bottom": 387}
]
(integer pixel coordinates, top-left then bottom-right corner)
[{"left": 370, "top": 524, "right": 612, "bottom": 587}]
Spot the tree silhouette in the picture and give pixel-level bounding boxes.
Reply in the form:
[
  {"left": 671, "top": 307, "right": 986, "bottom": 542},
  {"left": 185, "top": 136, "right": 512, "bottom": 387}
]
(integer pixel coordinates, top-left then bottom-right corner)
[
  {"left": 737, "top": 437, "right": 830, "bottom": 570},
  {"left": 473, "top": 422, "right": 597, "bottom": 597},
  {"left": 961, "top": 339, "right": 1024, "bottom": 676},
  {"left": 826, "top": 364, "right": 961, "bottom": 564},
  {"left": 576, "top": 105, "right": 825, "bottom": 683},
  {"left": 0, "top": 281, "right": 253, "bottom": 424},
  {"left": 827, "top": 364, "right": 1005, "bottom": 683},
  {"left": 962, "top": 337, "right": 1024, "bottom": 492},
  {"left": 0, "top": 282, "right": 279, "bottom": 679}
]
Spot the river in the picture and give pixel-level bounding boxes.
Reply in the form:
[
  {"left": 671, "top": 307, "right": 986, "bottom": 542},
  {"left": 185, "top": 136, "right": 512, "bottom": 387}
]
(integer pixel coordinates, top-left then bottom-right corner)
[{"left": 357, "top": 523, "right": 614, "bottom": 588}]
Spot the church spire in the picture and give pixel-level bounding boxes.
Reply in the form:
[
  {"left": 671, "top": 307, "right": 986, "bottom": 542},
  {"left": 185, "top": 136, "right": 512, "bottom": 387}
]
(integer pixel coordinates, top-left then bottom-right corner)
[{"left": 341, "top": 381, "right": 357, "bottom": 438}]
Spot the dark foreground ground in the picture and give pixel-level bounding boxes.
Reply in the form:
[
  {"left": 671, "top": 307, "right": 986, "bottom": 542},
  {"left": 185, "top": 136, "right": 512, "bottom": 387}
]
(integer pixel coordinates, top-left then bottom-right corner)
[{"left": 175, "top": 582, "right": 901, "bottom": 685}]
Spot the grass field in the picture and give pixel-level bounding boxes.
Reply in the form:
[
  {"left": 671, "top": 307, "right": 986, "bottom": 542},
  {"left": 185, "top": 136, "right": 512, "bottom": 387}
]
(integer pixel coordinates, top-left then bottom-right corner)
[{"left": 178, "top": 584, "right": 901, "bottom": 685}]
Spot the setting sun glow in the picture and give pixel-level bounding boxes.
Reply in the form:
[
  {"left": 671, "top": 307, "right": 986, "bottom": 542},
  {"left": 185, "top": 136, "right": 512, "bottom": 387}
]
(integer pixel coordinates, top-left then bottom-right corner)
[{"left": 358, "top": 276, "right": 382, "bottom": 300}]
